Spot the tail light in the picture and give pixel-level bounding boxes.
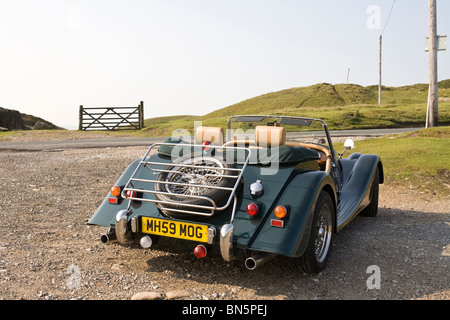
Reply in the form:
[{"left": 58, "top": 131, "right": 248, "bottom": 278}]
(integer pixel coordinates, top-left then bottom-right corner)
[
  {"left": 111, "top": 185, "right": 121, "bottom": 197},
  {"left": 246, "top": 203, "right": 260, "bottom": 217},
  {"left": 271, "top": 205, "right": 289, "bottom": 228},
  {"left": 202, "top": 141, "right": 212, "bottom": 151},
  {"left": 109, "top": 185, "right": 123, "bottom": 204},
  {"left": 126, "top": 190, "right": 137, "bottom": 198},
  {"left": 274, "top": 205, "right": 288, "bottom": 219}
]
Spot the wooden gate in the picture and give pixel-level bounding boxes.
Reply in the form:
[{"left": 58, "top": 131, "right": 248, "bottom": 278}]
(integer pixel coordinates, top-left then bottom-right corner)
[{"left": 78, "top": 101, "right": 144, "bottom": 131}]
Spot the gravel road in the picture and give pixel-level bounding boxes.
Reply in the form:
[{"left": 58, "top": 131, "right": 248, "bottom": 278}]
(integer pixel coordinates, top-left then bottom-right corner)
[{"left": 0, "top": 145, "right": 448, "bottom": 301}]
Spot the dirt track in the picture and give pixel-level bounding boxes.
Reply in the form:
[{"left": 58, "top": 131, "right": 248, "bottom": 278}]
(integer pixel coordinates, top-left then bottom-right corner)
[{"left": 0, "top": 146, "right": 449, "bottom": 300}]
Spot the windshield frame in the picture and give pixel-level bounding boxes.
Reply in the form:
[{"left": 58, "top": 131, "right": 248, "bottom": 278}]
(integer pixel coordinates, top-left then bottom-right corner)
[{"left": 226, "top": 115, "right": 337, "bottom": 162}]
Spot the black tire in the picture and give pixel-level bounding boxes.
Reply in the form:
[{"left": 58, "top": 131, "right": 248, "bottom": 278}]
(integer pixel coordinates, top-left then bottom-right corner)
[
  {"left": 154, "top": 152, "right": 238, "bottom": 221},
  {"left": 359, "top": 167, "right": 379, "bottom": 217},
  {"left": 293, "top": 190, "right": 335, "bottom": 274}
]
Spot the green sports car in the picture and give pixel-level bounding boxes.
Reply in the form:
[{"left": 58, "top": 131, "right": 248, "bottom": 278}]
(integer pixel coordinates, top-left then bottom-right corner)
[{"left": 88, "top": 115, "right": 383, "bottom": 274}]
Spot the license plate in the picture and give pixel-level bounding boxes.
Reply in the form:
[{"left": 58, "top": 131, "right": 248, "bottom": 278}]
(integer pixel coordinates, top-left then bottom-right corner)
[{"left": 141, "top": 217, "right": 209, "bottom": 243}]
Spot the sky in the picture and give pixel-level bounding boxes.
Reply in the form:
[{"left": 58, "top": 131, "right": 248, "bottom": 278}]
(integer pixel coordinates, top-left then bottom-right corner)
[{"left": 1, "top": 0, "right": 449, "bottom": 130}]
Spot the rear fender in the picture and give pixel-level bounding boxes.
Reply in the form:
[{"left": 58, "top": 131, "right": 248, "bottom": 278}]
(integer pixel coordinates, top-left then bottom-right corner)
[{"left": 248, "top": 170, "right": 336, "bottom": 258}]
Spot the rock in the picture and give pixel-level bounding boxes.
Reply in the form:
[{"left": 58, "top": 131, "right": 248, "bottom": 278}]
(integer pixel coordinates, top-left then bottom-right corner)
[
  {"left": 131, "top": 291, "right": 163, "bottom": 300},
  {"left": 0, "top": 107, "right": 62, "bottom": 130},
  {"left": 0, "top": 107, "right": 26, "bottom": 130},
  {"left": 165, "top": 290, "right": 190, "bottom": 300},
  {"left": 110, "top": 263, "right": 123, "bottom": 271}
]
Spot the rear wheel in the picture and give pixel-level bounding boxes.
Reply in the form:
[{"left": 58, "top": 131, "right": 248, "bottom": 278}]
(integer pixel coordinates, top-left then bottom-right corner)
[{"left": 293, "top": 190, "right": 335, "bottom": 274}]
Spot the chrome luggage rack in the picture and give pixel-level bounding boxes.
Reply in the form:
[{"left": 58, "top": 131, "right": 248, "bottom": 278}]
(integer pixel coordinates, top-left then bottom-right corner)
[{"left": 121, "top": 142, "right": 252, "bottom": 217}]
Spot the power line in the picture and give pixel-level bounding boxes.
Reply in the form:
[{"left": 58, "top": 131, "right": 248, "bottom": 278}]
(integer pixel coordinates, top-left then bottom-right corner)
[
  {"left": 378, "top": 0, "right": 396, "bottom": 105},
  {"left": 381, "top": 0, "right": 396, "bottom": 35}
]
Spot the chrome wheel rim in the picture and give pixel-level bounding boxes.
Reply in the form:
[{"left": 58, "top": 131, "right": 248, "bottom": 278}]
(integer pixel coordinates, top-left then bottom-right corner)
[{"left": 314, "top": 202, "right": 333, "bottom": 263}]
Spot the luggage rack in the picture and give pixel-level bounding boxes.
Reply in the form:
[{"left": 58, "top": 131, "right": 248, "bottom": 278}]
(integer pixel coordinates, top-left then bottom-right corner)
[{"left": 121, "top": 142, "right": 252, "bottom": 217}]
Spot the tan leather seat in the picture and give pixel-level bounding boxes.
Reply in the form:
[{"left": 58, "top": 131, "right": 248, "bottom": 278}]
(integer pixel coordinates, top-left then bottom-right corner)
[
  {"left": 195, "top": 126, "right": 224, "bottom": 145},
  {"left": 255, "top": 126, "right": 286, "bottom": 147}
]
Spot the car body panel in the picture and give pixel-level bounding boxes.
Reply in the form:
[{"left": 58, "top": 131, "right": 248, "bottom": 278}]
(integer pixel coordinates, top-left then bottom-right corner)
[{"left": 247, "top": 170, "right": 336, "bottom": 257}]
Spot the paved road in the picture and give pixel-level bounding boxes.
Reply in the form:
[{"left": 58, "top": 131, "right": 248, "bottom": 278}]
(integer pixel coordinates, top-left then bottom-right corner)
[
  {"left": 0, "top": 127, "right": 423, "bottom": 151},
  {"left": 0, "top": 137, "right": 166, "bottom": 152}
]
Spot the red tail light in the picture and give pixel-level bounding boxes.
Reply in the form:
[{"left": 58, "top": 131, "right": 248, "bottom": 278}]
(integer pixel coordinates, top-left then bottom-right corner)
[
  {"left": 246, "top": 203, "right": 259, "bottom": 217},
  {"left": 202, "top": 141, "right": 212, "bottom": 151},
  {"left": 126, "top": 190, "right": 137, "bottom": 198}
]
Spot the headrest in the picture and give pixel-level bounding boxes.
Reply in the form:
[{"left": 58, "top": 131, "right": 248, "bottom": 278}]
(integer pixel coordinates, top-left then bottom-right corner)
[
  {"left": 255, "top": 126, "right": 286, "bottom": 147},
  {"left": 195, "top": 126, "right": 224, "bottom": 145}
]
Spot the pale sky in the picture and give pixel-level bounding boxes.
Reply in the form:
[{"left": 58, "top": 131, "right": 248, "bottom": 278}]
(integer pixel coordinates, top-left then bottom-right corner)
[{"left": 1, "top": 0, "right": 449, "bottom": 129}]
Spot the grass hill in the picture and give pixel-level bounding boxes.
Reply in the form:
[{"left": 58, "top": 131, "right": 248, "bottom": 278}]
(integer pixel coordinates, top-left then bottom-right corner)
[
  {"left": 205, "top": 83, "right": 377, "bottom": 118},
  {"left": 139, "top": 80, "right": 450, "bottom": 136}
]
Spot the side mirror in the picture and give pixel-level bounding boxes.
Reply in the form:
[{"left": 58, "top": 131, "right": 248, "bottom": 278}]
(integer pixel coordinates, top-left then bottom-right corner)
[
  {"left": 344, "top": 139, "right": 355, "bottom": 150},
  {"left": 338, "top": 139, "right": 355, "bottom": 160}
]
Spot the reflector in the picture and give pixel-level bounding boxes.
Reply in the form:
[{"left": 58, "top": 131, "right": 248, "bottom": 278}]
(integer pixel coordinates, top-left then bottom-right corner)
[
  {"left": 108, "top": 197, "right": 119, "bottom": 204},
  {"left": 271, "top": 219, "right": 284, "bottom": 228}
]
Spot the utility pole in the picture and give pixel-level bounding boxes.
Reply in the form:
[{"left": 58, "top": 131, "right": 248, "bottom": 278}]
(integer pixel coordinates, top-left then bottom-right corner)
[
  {"left": 378, "top": 35, "right": 382, "bottom": 105},
  {"left": 347, "top": 68, "right": 350, "bottom": 84},
  {"left": 426, "top": 0, "right": 438, "bottom": 128}
]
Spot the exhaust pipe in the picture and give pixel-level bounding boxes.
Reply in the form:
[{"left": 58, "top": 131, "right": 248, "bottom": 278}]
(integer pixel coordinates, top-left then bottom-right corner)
[
  {"left": 100, "top": 232, "right": 117, "bottom": 244},
  {"left": 244, "top": 252, "right": 277, "bottom": 270}
]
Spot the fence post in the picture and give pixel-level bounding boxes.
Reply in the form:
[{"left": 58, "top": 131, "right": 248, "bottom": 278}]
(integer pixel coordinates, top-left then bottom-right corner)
[
  {"left": 139, "top": 101, "right": 144, "bottom": 130},
  {"left": 78, "top": 105, "right": 83, "bottom": 131}
]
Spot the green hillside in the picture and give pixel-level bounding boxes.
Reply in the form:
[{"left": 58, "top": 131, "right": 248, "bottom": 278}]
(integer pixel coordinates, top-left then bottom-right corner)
[
  {"left": 204, "top": 83, "right": 377, "bottom": 118},
  {"left": 139, "top": 80, "right": 450, "bottom": 137}
]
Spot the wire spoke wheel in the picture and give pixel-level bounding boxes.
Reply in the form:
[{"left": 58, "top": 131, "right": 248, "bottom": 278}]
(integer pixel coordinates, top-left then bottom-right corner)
[
  {"left": 164, "top": 157, "right": 225, "bottom": 196},
  {"left": 314, "top": 201, "right": 333, "bottom": 263},
  {"left": 154, "top": 153, "right": 238, "bottom": 221}
]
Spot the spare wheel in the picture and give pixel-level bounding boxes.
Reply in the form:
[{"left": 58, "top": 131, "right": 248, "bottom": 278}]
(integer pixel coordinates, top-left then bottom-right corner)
[{"left": 154, "top": 152, "right": 238, "bottom": 220}]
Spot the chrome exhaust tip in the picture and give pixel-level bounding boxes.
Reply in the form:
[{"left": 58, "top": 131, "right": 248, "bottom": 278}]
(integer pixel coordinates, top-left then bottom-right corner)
[
  {"left": 244, "top": 253, "right": 277, "bottom": 270},
  {"left": 100, "top": 232, "right": 117, "bottom": 244}
]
